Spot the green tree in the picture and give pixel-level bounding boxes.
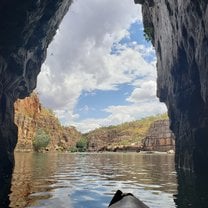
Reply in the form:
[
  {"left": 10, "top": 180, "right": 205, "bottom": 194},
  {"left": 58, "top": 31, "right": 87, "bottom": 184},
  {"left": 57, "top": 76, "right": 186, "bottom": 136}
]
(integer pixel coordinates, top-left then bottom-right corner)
[
  {"left": 33, "top": 129, "right": 50, "bottom": 152},
  {"left": 76, "top": 137, "right": 88, "bottom": 152}
]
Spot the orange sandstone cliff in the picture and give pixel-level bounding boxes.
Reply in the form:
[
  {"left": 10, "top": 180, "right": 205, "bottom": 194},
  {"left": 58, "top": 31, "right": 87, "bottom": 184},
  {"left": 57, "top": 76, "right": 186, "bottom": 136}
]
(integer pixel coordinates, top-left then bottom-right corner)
[{"left": 14, "top": 93, "right": 81, "bottom": 151}]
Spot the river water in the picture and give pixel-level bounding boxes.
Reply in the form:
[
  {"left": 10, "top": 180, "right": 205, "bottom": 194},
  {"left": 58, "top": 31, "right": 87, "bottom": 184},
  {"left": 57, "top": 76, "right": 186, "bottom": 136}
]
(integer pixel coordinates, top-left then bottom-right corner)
[{"left": 10, "top": 152, "right": 177, "bottom": 208}]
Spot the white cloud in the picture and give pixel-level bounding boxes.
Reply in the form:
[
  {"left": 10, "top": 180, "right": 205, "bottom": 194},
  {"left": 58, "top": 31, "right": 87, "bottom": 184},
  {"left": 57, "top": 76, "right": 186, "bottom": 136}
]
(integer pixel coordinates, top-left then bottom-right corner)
[
  {"left": 36, "top": 0, "right": 166, "bottom": 132},
  {"left": 71, "top": 101, "right": 167, "bottom": 133},
  {"left": 37, "top": 0, "right": 142, "bottom": 110},
  {"left": 127, "top": 80, "right": 157, "bottom": 103}
]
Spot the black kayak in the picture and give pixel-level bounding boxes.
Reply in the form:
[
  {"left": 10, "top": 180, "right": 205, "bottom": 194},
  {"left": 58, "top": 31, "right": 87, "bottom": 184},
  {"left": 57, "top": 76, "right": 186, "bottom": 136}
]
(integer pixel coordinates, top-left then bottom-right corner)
[{"left": 108, "top": 190, "right": 149, "bottom": 208}]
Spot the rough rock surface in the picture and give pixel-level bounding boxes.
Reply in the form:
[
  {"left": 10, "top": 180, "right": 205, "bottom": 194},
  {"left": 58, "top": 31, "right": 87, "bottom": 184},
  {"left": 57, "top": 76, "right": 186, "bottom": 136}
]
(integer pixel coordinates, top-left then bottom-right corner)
[
  {"left": 14, "top": 93, "right": 81, "bottom": 151},
  {"left": 142, "top": 120, "right": 175, "bottom": 152},
  {"left": 87, "top": 128, "right": 138, "bottom": 152},
  {"left": 86, "top": 118, "right": 172, "bottom": 152},
  {"left": 0, "top": 0, "right": 72, "bottom": 176},
  {"left": 136, "top": 0, "right": 208, "bottom": 173}
]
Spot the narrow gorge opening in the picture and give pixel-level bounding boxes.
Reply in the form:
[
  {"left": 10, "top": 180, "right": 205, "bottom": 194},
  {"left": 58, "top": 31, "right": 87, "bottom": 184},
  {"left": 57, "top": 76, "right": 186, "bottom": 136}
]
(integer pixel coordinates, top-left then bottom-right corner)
[
  {"left": 34, "top": 0, "right": 167, "bottom": 134},
  {"left": 10, "top": 1, "right": 177, "bottom": 207},
  {"left": 2, "top": 0, "right": 208, "bottom": 207}
]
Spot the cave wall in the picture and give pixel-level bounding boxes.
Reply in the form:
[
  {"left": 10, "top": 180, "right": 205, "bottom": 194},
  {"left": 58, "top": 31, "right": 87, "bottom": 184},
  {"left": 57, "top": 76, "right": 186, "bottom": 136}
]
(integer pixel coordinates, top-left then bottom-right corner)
[
  {"left": 0, "top": 0, "right": 72, "bottom": 176},
  {"left": 135, "top": 0, "right": 208, "bottom": 173},
  {"left": 0, "top": 0, "right": 206, "bottom": 176}
]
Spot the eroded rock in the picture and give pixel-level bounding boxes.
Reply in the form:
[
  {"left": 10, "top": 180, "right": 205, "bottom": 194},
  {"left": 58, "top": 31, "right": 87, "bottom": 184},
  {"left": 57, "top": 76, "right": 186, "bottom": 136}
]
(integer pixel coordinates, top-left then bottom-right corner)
[
  {"left": 137, "top": 0, "right": 208, "bottom": 173},
  {"left": 0, "top": 0, "right": 72, "bottom": 176},
  {"left": 142, "top": 120, "right": 175, "bottom": 152}
]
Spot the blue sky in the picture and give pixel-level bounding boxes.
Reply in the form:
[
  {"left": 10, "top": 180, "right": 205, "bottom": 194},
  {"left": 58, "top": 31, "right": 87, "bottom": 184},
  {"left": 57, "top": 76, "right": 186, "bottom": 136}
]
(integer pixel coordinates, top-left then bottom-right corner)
[
  {"left": 75, "top": 84, "right": 134, "bottom": 119},
  {"left": 37, "top": 0, "right": 166, "bottom": 132}
]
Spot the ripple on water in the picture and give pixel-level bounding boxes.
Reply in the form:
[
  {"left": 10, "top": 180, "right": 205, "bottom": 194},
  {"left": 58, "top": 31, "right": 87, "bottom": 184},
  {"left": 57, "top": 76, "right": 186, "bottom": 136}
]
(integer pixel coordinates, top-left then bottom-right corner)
[{"left": 10, "top": 152, "right": 177, "bottom": 208}]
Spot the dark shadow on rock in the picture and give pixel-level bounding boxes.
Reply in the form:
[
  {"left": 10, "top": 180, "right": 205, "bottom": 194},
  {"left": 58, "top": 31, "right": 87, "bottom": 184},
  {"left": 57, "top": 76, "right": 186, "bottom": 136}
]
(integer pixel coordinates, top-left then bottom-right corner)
[
  {"left": 0, "top": 0, "right": 72, "bottom": 206},
  {"left": 174, "top": 169, "right": 208, "bottom": 208},
  {"left": 0, "top": 173, "right": 13, "bottom": 208}
]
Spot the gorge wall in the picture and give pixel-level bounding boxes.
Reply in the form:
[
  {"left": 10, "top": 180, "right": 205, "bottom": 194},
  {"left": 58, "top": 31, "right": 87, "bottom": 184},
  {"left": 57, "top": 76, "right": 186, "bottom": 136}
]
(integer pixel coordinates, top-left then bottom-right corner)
[
  {"left": 14, "top": 93, "right": 81, "bottom": 151},
  {"left": 14, "top": 99, "right": 172, "bottom": 153},
  {"left": 135, "top": 0, "right": 208, "bottom": 173},
  {"left": 86, "top": 115, "right": 174, "bottom": 152},
  {"left": 0, "top": 0, "right": 72, "bottom": 176}
]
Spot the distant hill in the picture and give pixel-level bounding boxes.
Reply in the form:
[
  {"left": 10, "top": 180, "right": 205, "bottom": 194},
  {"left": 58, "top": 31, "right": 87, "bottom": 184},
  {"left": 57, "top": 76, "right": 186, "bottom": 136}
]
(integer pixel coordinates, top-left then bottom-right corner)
[
  {"left": 84, "top": 114, "right": 170, "bottom": 152},
  {"left": 14, "top": 93, "right": 81, "bottom": 151},
  {"left": 14, "top": 93, "right": 174, "bottom": 153}
]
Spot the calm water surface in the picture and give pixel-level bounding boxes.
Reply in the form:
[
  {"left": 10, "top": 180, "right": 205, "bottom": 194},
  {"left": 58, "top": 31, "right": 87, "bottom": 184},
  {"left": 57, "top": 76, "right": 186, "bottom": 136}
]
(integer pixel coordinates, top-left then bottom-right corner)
[{"left": 10, "top": 152, "right": 177, "bottom": 208}]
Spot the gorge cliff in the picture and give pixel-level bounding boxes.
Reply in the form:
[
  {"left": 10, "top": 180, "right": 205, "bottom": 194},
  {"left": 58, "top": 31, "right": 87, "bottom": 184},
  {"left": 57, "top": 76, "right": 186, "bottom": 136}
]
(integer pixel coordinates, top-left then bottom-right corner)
[
  {"left": 14, "top": 93, "right": 81, "bottom": 151},
  {"left": 14, "top": 94, "right": 174, "bottom": 153},
  {"left": 135, "top": 0, "right": 208, "bottom": 173},
  {"left": 142, "top": 120, "right": 175, "bottom": 152},
  {"left": 86, "top": 114, "right": 175, "bottom": 152},
  {"left": 0, "top": 0, "right": 72, "bottom": 176}
]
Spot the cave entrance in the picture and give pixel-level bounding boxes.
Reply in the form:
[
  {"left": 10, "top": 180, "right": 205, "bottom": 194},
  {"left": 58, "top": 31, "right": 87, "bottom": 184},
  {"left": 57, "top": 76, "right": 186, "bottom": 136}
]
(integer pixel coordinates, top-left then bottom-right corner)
[
  {"left": 0, "top": 0, "right": 178, "bottom": 207},
  {"left": 36, "top": 0, "right": 167, "bottom": 133}
]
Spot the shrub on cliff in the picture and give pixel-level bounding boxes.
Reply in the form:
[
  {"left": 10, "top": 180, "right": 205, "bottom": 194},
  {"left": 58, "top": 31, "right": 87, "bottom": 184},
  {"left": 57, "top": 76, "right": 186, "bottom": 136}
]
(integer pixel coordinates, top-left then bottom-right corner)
[{"left": 33, "top": 129, "right": 50, "bottom": 152}]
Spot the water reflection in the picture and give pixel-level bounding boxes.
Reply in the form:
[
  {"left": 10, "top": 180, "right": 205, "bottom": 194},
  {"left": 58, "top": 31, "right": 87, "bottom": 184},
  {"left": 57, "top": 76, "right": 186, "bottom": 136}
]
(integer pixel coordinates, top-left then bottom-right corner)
[
  {"left": 8, "top": 152, "right": 177, "bottom": 208},
  {"left": 175, "top": 170, "right": 208, "bottom": 208},
  {"left": 10, "top": 153, "right": 59, "bottom": 207},
  {"left": 0, "top": 172, "right": 12, "bottom": 208}
]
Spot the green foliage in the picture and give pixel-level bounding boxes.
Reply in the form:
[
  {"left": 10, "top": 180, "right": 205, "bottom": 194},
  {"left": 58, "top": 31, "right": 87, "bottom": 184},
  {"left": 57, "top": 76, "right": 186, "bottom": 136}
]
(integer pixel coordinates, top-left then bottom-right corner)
[
  {"left": 144, "top": 26, "right": 154, "bottom": 42},
  {"left": 86, "top": 113, "right": 168, "bottom": 147},
  {"left": 68, "top": 146, "right": 78, "bottom": 153},
  {"left": 76, "top": 137, "right": 88, "bottom": 152},
  {"left": 33, "top": 129, "right": 50, "bottom": 152}
]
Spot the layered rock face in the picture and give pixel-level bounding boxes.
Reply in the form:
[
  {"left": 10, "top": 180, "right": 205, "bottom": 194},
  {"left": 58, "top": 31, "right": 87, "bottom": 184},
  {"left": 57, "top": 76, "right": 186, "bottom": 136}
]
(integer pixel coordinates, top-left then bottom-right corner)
[
  {"left": 136, "top": 0, "right": 208, "bottom": 173},
  {"left": 0, "top": 0, "right": 72, "bottom": 176},
  {"left": 14, "top": 93, "right": 81, "bottom": 151},
  {"left": 14, "top": 93, "right": 41, "bottom": 150},
  {"left": 86, "top": 117, "right": 171, "bottom": 152},
  {"left": 87, "top": 128, "right": 137, "bottom": 152},
  {"left": 142, "top": 120, "right": 175, "bottom": 152}
]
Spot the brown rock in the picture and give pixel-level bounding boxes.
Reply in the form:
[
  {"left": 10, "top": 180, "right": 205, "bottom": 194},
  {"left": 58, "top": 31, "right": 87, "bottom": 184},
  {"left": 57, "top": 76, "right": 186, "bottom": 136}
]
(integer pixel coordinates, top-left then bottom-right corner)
[
  {"left": 14, "top": 93, "right": 81, "bottom": 151},
  {"left": 142, "top": 120, "right": 175, "bottom": 152}
]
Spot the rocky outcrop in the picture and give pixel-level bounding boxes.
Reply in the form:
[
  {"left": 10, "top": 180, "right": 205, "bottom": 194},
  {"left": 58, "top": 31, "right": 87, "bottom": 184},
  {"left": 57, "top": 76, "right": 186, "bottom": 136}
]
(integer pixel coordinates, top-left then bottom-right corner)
[
  {"left": 135, "top": 0, "right": 208, "bottom": 173},
  {"left": 86, "top": 116, "right": 170, "bottom": 152},
  {"left": 87, "top": 128, "right": 138, "bottom": 152},
  {"left": 142, "top": 120, "right": 175, "bottom": 152},
  {"left": 0, "top": 0, "right": 72, "bottom": 177},
  {"left": 14, "top": 93, "right": 81, "bottom": 151},
  {"left": 14, "top": 93, "right": 41, "bottom": 151}
]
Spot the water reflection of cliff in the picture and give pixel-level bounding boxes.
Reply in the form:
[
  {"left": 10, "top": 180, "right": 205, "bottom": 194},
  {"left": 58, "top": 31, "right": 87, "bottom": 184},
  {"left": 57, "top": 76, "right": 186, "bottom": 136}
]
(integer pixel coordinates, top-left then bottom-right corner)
[
  {"left": 9, "top": 153, "right": 177, "bottom": 208},
  {"left": 10, "top": 153, "right": 60, "bottom": 207},
  {"left": 175, "top": 170, "right": 208, "bottom": 208},
  {"left": 7, "top": 152, "right": 208, "bottom": 208}
]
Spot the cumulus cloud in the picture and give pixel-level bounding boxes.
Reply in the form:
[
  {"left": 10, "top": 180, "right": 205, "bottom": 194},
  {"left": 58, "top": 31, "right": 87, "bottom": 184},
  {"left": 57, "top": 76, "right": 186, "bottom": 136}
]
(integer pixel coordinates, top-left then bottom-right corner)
[
  {"left": 127, "top": 80, "right": 157, "bottom": 103},
  {"left": 72, "top": 101, "right": 167, "bottom": 133},
  {"left": 37, "top": 0, "right": 142, "bottom": 109},
  {"left": 36, "top": 0, "right": 166, "bottom": 132}
]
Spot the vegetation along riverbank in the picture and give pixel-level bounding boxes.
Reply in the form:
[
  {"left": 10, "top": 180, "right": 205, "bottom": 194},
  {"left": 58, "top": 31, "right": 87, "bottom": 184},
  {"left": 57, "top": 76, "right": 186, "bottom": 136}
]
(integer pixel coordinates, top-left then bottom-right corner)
[{"left": 15, "top": 93, "right": 175, "bottom": 153}]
